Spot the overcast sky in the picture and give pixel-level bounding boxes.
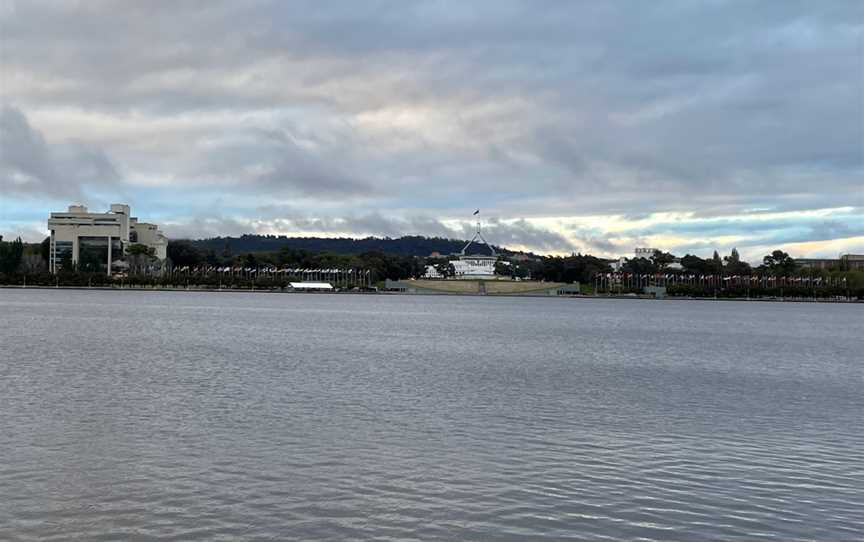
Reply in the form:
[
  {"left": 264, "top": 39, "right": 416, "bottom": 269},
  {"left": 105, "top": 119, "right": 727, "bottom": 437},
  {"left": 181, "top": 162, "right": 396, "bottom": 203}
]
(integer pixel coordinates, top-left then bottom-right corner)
[{"left": 1, "top": 0, "right": 862, "bottom": 261}]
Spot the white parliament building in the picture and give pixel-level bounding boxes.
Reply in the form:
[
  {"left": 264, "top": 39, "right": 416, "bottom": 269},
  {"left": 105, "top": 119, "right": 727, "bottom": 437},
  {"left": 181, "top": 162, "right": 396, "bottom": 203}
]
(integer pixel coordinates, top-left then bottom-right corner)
[
  {"left": 48, "top": 204, "right": 168, "bottom": 274},
  {"left": 451, "top": 216, "right": 499, "bottom": 279}
]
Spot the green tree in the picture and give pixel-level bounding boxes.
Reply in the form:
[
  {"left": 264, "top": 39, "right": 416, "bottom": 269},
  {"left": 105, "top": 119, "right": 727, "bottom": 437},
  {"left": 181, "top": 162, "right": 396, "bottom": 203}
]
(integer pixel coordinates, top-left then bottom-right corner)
[
  {"left": 167, "top": 240, "right": 203, "bottom": 268},
  {"left": 242, "top": 252, "right": 258, "bottom": 268},
  {"left": 762, "top": 249, "right": 796, "bottom": 275},
  {"left": 0, "top": 236, "right": 25, "bottom": 274},
  {"left": 724, "top": 247, "right": 751, "bottom": 275},
  {"left": 494, "top": 260, "right": 512, "bottom": 277},
  {"left": 712, "top": 251, "right": 723, "bottom": 274},
  {"left": 535, "top": 254, "right": 612, "bottom": 283},
  {"left": 724, "top": 247, "right": 740, "bottom": 266},
  {"left": 127, "top": 243, "right": 155, "bottom": 257},
  {"left": 40, "top": 237, "right": 51, "bottom": 263},
  {"left": 204, "top": 249, "right": 220, "bottom": 266},
  {"left": 623, "top": 257, "right": 656, "bottom": 276},
  {"left": 680, "top": 254, "right": 710, "bottom": 275},
  {"left": 652, "top": 250, "right": 676, "bottom": 269}
]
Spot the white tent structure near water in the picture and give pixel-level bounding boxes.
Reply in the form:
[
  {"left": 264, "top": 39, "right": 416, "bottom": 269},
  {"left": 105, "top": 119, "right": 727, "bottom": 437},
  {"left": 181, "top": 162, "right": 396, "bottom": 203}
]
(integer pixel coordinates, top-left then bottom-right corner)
[{"left": 289, "top": 282, "right": 334, "bottom": 291}]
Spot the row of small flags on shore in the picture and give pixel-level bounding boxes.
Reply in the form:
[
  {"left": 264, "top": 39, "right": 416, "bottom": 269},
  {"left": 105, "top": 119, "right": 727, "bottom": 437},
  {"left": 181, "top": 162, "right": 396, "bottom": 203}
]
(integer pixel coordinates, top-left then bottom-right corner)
[
  {"left": 155, "top": 266, "right": 375, "bottom": 287},
  {"left": 596, "top": 273, "right": 847, "bottom": 289},
  {"left": 167, "top": 267, "right": 371, "bottom": 275}
]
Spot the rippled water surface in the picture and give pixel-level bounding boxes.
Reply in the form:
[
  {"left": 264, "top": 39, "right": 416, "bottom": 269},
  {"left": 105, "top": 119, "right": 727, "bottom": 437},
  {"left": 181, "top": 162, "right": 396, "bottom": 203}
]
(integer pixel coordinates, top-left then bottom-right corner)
[{"left": 1, "top": 289, "right": 862, "bottom": 540}]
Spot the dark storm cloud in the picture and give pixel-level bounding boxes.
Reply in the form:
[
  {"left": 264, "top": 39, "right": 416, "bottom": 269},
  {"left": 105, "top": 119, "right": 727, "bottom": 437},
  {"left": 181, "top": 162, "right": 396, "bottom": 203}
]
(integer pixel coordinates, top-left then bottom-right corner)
[{"left": 1, "top": 0, "right": 861, "bottom": 250}]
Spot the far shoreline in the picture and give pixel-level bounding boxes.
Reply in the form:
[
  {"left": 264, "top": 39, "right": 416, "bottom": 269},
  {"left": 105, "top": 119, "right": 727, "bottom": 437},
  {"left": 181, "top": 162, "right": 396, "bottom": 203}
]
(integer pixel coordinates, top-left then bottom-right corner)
[{"left": 1, "top": 285, "right": 860, "bottom": 303}]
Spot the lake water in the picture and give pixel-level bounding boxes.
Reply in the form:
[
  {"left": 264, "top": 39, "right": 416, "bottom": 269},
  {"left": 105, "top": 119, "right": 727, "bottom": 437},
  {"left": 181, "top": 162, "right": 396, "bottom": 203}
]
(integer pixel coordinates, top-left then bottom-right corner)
[{"left": 1, "top": 289, "right": 862, "bottom": 541}]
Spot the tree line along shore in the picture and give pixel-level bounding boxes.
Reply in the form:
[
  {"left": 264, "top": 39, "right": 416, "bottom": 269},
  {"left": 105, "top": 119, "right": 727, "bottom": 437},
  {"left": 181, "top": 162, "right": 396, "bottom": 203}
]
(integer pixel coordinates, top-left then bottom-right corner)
[{"left": 1, "top": 235, "right": 862, "bottom": 300}]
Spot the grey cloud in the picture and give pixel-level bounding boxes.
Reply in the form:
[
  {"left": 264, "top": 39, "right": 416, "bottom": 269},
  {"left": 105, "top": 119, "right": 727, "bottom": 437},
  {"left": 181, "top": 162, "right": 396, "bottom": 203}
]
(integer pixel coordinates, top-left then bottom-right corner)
[
  {"left": 458, "top": 218, "right": 577, "bottom": 253},
  {"left": 568, "top": 228, "right": 625, "bottom": 255},
  {"left": 744, "top": 221, "right": 864, "bottom": 249},
  {"left": 162, "top": 211, "right": 580, "bottom": 253},
  {"left": 278, "top": 215, "right": 406, "bottom": 237},
  {"left": 639, "top": 217, "right": 864, "bottom": 260},
  {"left": 623, "top": 210, "right": 864, "bottom": 240},
  {"left": 1, "top": 1, "right": 861, "bottom": 246},
  {"left": 162, "top": 216, "right": 251, "bottom": 240},
  {"left": 0, "top": 105, "right": 118, "bottom": 199},
  {"left": 182, "top": 126, "right": 374, "bottom": 197},
  {"left": 257, "top": 146, "right": 372, "bottom": 197},
  {"left": 278, "top": 214, "right": 463, "bottom": 240},
  {"left": 808, "top": 220, "right": 860, "bottom": 241},
  {"left": 166, "top": 211, "right": 462, "bottom": 241}
]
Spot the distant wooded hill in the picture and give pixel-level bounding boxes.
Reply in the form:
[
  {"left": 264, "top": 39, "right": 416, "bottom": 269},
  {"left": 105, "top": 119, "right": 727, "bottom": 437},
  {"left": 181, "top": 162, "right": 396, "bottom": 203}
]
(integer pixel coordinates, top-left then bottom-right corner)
[{"left": 186, "top": 235, "right": 512, "bottom": 257}]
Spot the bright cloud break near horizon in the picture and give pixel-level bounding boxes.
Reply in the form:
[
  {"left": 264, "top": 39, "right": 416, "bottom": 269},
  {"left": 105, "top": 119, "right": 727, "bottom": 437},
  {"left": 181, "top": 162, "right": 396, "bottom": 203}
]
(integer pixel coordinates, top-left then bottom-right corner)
[{"left": 1, "top": 1, "right": 862, "bottom": 264}]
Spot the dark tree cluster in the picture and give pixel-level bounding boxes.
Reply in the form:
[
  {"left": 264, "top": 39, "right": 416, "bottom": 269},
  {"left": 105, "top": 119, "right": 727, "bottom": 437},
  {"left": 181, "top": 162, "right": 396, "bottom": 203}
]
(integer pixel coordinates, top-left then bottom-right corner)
[
  {"left": 761, "top": 249, "right": 797, "bottom": 275},
  {"left": 0, "top": 236, "right": 24, "bottom": 274},
  {"left": 526, "top": 254, "right": 611, "bottom": 283}
]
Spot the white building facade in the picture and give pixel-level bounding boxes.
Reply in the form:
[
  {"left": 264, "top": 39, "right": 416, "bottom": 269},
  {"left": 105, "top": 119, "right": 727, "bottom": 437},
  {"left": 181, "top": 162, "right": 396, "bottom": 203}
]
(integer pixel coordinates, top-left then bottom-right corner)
[
  {"left": 611, "top": 247, "right": 683, "bottom": 272},
  {"left": 451, "top": 255, "right": 498, "bottom": 279},
  {"left": 48, "top": 204, "right": 168, "bottom": 275}
]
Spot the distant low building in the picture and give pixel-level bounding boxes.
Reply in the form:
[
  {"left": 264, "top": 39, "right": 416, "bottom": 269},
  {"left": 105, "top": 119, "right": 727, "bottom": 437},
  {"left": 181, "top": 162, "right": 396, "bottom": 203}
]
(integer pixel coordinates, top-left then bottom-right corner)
[
  {"left": 48, "top": 203, "right": 168, "bottom": 275},
  {"left": 795, "top": 255, "right": 864, "bottom": 271},
  {"left": 795, "top": 258, "right": 839, "bottom": 270},
  {"left": 611, "top": 247, "right": 682, "bottom": 271},
  {"left": 840, "top": 254, "right": 864, "bottom": 271},
  {"left": 634, "top": 247, "right": 657, "bottom": 258}
]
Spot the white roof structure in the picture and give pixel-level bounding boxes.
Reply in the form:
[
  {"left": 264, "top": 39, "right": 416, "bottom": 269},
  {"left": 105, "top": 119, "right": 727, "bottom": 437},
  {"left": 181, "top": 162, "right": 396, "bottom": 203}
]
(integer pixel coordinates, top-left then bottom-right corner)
[
  {"left": 453, "top": 210, "right": 498, "bottom": 278},
  {"left": 289, "top": 282, "right": 334, "bottom": 290},
  {"left": 452, "top": 258, "right": 496, "bottom": 278}
]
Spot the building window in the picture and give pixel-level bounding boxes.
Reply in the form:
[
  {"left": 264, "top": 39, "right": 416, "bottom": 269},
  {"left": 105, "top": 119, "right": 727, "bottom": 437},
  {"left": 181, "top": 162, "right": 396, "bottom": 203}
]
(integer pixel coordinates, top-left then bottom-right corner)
[{"left": 53, "top": 241, "right": 73, "bottom": 271}]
